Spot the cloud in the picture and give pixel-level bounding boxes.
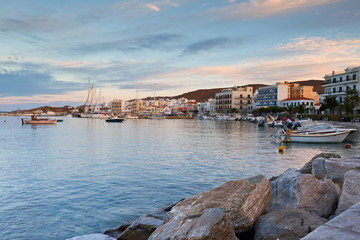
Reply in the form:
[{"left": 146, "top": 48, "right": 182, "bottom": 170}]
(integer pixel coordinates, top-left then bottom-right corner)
[
  {"left": 156, "top": 36, "right": 360, "bottom": 85},
  {"left": 183, "top": 38, "right": 230, "bottom": 55},
  {"left": 210, "top": 0, "right": 346, "bottom": 19},
  {"left": 144, "top": 4, "right": 160, "bottom": 12},
  {"left": 71, "top": 33, "right": 183, "bottom": 54},
  {"left": 0, "top": 16, "right": 68, "bottom": 33},
  {"left": 0, "top": 69, "right": 83, "bottom": 97}
]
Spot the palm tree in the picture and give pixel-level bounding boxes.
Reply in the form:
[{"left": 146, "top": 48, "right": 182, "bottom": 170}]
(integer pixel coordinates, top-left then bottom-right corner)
[
  {"left": 295, "top": 103, "right": 307, "bottom": 115},
  {"left": 323, "top": 95, "right": 338, "bottom": 114},
  {"left": 286, "top": 105, "right": 295, "bottom": 114},
  {"left": 343, "top": 89, "right": 359, "bottom": 115}
]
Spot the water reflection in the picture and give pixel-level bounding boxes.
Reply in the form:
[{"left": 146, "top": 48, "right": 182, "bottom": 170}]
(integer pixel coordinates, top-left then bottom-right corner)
[{"left": 0, "top": 116, "right": 359, "bottom": 240}]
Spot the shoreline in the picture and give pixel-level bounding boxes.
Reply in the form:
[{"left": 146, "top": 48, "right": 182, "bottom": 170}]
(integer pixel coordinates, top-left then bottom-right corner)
[{"left": 68, "top": 152, "right": 360, "bottom": 240}]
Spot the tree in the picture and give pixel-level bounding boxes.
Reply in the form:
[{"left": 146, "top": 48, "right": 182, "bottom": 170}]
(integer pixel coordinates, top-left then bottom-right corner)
[
  {"left": 322, "top": 95, "right": 338, "bottom": 114},
  {"left": 295, "top": 103, "right": 307, "bottom": 115},
  {"left": 286, "top": 105, "right": 295, "bottom": 114},
  {"left": 228, "top": 108, "right": 239, "bottom": 113},
  {"left": 343, "top": 89, "right": 359, "bottom": 115}
]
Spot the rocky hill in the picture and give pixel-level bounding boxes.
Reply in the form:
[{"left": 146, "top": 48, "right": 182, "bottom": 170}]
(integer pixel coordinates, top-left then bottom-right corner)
[{"left": 291, "top": 79, "right": 324, "bottom": 94}]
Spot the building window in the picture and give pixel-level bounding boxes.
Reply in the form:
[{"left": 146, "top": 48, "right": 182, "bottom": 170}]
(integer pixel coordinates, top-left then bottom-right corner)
[
  {"left": 339, "top": 87, "right": 342, "bottom": 92},
  {"left": 353, "top": 74, "right": 357, "bottom": 80},
  {"left": 333, "top": 88, "right": 336, "bottom": 93},
  {"left": 354, "top": 85, "right": 357, "bottom": 90},
  {"left": 346, "top": 75, "right": 350, "bottom": 80},
  {"left": 340, "top": 77, "right": 343, "bottom": 82},
  {"left": 333, "top": 78, "right": 336, "bottom": 83},
  {"left": 339, "top": 97, "right": 342, "bottom": 103}
]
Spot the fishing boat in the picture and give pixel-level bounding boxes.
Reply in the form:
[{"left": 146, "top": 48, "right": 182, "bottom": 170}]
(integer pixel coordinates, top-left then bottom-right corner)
[
  {"left": 105, "top": 117, "right": 125, "bottom": 122},
  {"left": 21, "top": 115, "right": 57, "bottom": 124},
  {"left": 280, "top": 129, "right": 352, "bottom": 143}
]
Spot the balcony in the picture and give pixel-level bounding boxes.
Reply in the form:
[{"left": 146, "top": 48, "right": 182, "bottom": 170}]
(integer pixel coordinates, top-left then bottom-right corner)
[{"left": 323, "top": 77, "right": 358, "bottom": 86}]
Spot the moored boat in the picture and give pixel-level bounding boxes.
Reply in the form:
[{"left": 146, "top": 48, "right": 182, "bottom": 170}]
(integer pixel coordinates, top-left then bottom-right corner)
[
  {"left": 21, "top": 115, "right": 57, "bottom": 124},
  {"left": 105, "top": 117, "right": 125, "bottom": 122},
  {"left": 280, "top": 130, "right": 351, "bottom": 143}
]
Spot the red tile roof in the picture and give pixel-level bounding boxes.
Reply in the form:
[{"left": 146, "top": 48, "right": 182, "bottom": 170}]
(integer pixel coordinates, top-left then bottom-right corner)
[{"left": 281, "top": 97, "right": 314, "bottom": 101}]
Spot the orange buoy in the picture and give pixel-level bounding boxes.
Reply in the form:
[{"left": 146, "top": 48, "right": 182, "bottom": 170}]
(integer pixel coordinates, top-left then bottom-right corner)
[
  {"left": 279, "top": 146, "right": 284, "bottom": 151},
  {"left": 344, "top": 144, "right": 350, "bottom": 148}
]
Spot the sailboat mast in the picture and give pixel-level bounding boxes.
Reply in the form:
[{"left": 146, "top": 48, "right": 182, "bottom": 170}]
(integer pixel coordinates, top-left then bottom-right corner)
[
  {"left": 153, "top": 84, "right": 156, "bottom": 112},
  {"left": 136, "top": 88, "right": 139, "bottom": 114}
]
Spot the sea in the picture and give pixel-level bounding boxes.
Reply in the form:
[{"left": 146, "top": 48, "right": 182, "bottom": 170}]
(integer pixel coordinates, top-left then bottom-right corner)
[{"left": 0, "top": 116, "right": 359, "bottom": 240}]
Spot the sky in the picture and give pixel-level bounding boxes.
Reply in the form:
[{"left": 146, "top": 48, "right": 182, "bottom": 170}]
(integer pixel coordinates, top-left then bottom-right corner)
[{"left": 1, "top": 0, "right": 360, "bottom": 111}]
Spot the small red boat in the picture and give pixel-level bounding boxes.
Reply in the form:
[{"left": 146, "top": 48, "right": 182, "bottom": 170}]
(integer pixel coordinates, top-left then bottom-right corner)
[{"left": 21, "top": 115, "right": 57, "bottom": 125}]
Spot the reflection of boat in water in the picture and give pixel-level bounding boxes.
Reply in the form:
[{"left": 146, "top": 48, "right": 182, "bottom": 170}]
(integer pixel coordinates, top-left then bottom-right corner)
[
  {"left": 280, "top": 129, "right": 352, "bottom": 143},
  {"left": 105, "top": 117, "right": 125, "bottom": 123},
  {"left": 22, "top": 115, "right": 57, "bottom": 125}
]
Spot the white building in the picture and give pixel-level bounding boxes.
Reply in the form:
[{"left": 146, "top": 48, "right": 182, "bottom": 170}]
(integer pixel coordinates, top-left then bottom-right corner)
[
  {"left": 255, "top": 82, "right": 291, "bottom": 109},
  {"left": 321, "top": 66, "right": 360, "bottom": 104}
]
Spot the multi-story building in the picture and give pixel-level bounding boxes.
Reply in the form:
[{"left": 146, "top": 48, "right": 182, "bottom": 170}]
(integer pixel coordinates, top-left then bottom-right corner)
[
  {"left": 321, "top": 66, "right": 360, "bottom": 104},
  {"left": 215, "top": 86, "right": 253, "bottom": 113},
  {"left": 291, "top": 83, "right": 319, "bottom": 103},
  {"left": 255, "top": 82, "right": 291, "bottom": 108},
  {"left": 111, "top": 99, "right": 125, "bottom": 114}
]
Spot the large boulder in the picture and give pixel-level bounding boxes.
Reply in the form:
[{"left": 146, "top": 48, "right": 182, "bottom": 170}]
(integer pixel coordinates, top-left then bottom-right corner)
[
  {"left": 300, "top": 153, "right": 341, "bottom": 174},
  {"left": 254, "top": 205, "right": 327, "bottom": 240},
  {"left": 311, "top": 157, "right": 360, "bottom": 185},
  {"left": 169, "top": 175, "right": 271, "bottom": 233},
  {"left": 149, "top": 207, "right": 238, "bottom": 240},
  {"left": 323, "top": 157, "right": 360, "bottom": 185},
  {"left": 269, "top": 168, "right": 340, "bottom": 218},
  {"left": 117, "top": 214, "right": 164, "bottom": 240},
  {"left": 335, "top": 170, "right": 360, "bottom": 215}
]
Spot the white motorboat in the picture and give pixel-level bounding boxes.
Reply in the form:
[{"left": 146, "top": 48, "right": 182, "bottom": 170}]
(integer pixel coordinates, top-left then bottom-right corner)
[{"left": 280, "top": 129, "right": 352, "bottom": 143}]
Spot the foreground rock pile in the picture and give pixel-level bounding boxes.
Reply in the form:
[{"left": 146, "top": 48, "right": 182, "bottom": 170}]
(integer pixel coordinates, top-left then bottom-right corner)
[{"left": 98, "top": 152, "right": 360, "bottom": 240}]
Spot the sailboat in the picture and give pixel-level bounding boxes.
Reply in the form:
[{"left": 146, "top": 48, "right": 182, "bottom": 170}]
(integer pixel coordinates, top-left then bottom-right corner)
[{"left": 149, "top": 83, "right": 165, "bottom": 119}]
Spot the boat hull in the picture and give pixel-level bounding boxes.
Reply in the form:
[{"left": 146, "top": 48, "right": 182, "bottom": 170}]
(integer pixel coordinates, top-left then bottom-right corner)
[
  {"left": 22, "top": 119, "right": 57, "bottom": 124},
  {"left": 105, "top": 118, "right": 124, "bottom": 122},
  {"left": 281, "top": 130, "right": 351, "bottom": 143}
]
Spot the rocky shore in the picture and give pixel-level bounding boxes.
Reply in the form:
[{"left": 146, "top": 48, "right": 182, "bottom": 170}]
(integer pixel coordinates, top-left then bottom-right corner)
[{"left": 68, "top": 152, "right": 360, "bottom": 240}]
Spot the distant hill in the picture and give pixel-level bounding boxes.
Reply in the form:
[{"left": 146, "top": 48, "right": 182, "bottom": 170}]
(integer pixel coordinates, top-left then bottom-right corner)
[
  {"left": 155, "top": 84, "right": 268, "bottom": 102},
  {"left": 291, "top": 79, "right": 324, "bottom": 94},
  {"left": 144, "top": 81, "right": 323, "bottom": 102},
  {"left": 9, "top": 105, "right": 74, "bottom": 114}
]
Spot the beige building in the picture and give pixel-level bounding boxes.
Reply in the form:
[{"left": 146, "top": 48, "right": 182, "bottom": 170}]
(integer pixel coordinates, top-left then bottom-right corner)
[
  {"left": 131, "top": 100, "right": 143, "bottom": 113},
  {"left": 215, "top": 86, "right": 253, "bottom": 113},
  {"left": 111, "top": 99, "right": 125, "bottom": 114},
  {"left": 291, "top": 83, "right": 319, "bottom": 103}
]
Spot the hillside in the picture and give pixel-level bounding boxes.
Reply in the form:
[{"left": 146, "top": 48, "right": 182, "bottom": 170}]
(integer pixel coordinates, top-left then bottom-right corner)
[
  {"left": 291, "top": 79, "right": 324, "bottom": 94},
  {"left": 9, "top": 105, "right": 74, "bottom": 114},
  {"left": 155, "top": 84, "right": 268, "bottom": 102}
]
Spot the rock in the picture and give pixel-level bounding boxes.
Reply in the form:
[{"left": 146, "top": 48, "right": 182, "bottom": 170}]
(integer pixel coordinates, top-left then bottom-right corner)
[
  {"left": 335, "top": 170, "right": 360, "bottom": 215},
  {"left": 149, "top": 207, "right": 238, "bottom": 240},
  {"left": 117, "top": 214, "right": 164, "bottom": 240},
  {"left": 312, "top": 157, "right": 326, "bottom": 179},
  {"left": 254, "top": 205, "right": 327, "bottom": 240},
  {"left": 301, "top": 201, "right": 360, "bottom": 240},
  {"left": 299, "top": 153, "right": 340, "bottom": 174},
  {"left": 269, "top": 168, "right": 341, "bottom": 218},
  {"left": 66, "top": 234, "right": 116, "bottom": 240},
  {"left": 323, "top": 157, "right": 360, "bottom": 185},
  {"left": 104, "top": 223, "right": 131, "bottom": 239},
  {"left": 168, "top": 175, "right": 271, "bottom": 233}
]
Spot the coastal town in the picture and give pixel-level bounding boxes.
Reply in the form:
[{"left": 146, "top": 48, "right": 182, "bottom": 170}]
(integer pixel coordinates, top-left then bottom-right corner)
[{"left": 3, "top": 65, "right": 360, "bottom": 119}]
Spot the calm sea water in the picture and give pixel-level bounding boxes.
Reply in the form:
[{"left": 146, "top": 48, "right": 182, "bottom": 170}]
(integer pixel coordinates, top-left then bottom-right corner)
[{"left": 0, "top": 116, "right": 359, "bottom": 240}]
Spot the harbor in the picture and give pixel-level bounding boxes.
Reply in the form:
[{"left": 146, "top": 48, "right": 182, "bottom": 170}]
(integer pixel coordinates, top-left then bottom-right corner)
[{"left": 0, "top": 116, "right": 359, "bottom": 239}]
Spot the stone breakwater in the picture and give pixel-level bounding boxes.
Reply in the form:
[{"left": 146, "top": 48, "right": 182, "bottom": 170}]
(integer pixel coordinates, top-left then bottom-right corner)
[{"left": 68, "top": 152, "right": 360, "bottom": 240}]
